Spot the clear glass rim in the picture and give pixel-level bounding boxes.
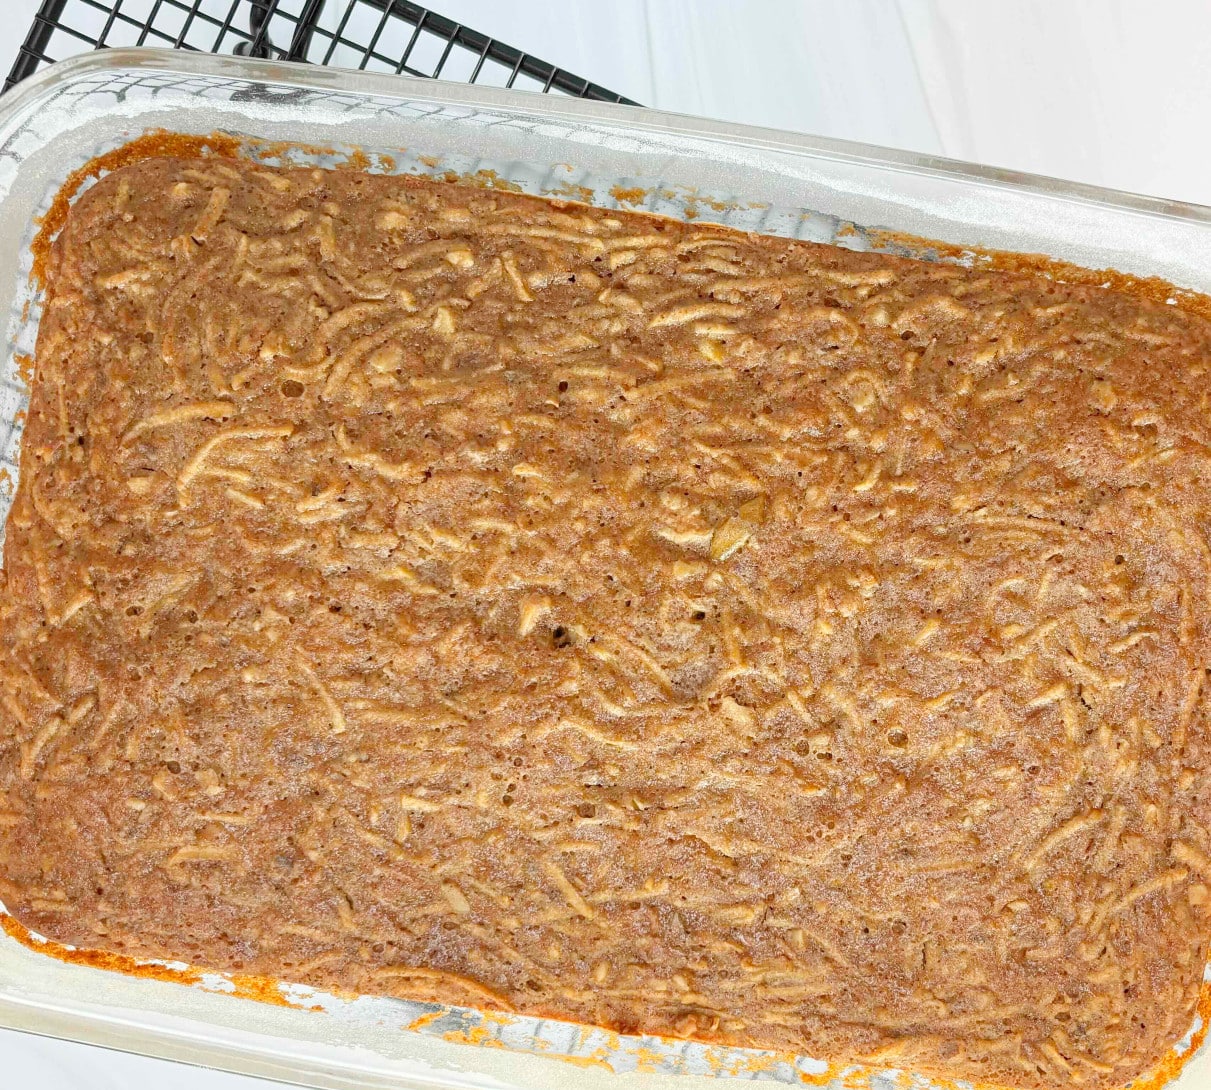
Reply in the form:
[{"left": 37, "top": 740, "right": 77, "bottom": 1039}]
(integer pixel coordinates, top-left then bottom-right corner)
[{"left": 3, "top": 46, "right": 1211, "bottom": 229}]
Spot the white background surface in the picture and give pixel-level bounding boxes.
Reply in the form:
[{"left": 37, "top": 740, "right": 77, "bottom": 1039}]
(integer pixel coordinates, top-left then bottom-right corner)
[{"left": 3, "top": 0, "right": 1211, "bottom": 1086}]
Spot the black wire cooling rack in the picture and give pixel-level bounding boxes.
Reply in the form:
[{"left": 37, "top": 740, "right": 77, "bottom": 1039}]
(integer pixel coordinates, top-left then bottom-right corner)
[{"left": 4, "top": 0, "right": 638, "bottom": 103}]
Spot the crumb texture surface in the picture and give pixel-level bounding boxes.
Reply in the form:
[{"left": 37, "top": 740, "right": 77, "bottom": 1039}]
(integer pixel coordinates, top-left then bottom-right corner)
[{"left": 4, "top": 155, "right": 1211, "bottom": 1089}]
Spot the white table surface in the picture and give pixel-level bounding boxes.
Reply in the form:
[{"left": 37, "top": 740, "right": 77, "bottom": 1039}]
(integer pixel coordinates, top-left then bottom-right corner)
[{"left": 3, "top": 1, "right": 1211, "bottom": 1086}]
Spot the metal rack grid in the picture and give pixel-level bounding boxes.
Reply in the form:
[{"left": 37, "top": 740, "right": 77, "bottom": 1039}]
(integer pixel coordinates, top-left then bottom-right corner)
[{"left": 4, "top": 0, "right": 638, "bottom": 103}]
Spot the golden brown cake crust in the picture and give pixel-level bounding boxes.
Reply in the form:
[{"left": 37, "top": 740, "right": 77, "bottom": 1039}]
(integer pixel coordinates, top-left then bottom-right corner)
[{"left": 3, "top": 154, "right": 1211, "bottom": 1090}]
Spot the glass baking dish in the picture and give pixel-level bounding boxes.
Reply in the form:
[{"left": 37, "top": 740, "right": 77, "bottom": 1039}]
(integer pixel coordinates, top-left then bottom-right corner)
[{"left": 1, "top": 47, "right": 1210, "bottom": 1090}]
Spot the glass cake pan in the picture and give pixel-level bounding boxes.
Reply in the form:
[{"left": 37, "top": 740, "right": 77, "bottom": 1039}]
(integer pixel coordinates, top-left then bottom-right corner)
[{"left": 1, "top": 46, "right": 1210, "bottom": 1090}]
